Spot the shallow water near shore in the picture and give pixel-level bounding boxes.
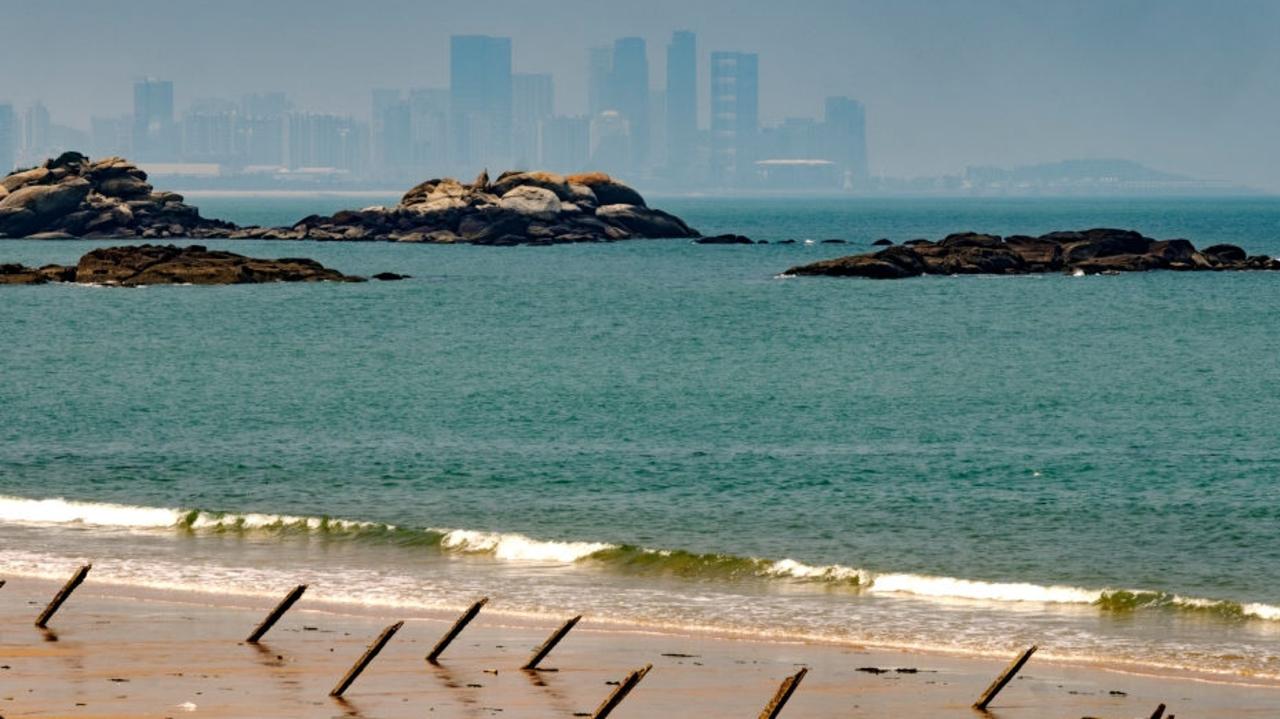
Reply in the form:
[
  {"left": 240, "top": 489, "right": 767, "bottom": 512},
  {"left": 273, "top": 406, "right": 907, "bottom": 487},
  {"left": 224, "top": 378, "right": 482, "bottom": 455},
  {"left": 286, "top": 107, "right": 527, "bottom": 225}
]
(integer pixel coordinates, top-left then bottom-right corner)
[{"left": 2, "top": 196, "right": 1279, "bottom": 679}]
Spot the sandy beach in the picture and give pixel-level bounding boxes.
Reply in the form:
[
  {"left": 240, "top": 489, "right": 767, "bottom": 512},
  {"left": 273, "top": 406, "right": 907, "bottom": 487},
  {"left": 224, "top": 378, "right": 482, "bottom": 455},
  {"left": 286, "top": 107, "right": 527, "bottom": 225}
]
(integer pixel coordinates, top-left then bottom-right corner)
[{"left": 1, "top": 576, "right": 1277, "bottom": 719}]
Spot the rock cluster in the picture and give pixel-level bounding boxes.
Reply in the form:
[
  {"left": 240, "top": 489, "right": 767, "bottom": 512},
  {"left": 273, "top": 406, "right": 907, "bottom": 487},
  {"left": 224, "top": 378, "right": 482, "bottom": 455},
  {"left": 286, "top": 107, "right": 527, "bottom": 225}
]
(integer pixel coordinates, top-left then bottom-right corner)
[
  {"left": 1, "top": 244, "right": 373, "bottom": 286},
  {"left": 784, "top": 229, "right": 1280, "bottom": 279},
  {"left": 0, "top": 152, "right": 236, "bottom": 239},
  {"left": 230, "top": 170, "right": 700, "bottom": 244}
]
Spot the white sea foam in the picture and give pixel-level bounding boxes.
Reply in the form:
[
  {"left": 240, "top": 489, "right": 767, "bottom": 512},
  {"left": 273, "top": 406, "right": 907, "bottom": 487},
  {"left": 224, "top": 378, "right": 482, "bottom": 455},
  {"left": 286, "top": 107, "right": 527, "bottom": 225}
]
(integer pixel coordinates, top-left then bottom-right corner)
[
  {"left": 865, "top": 573, "right": 1101, "bottom": 604},
  {"left": 0, "top": 495, "right": 183, "bottom": 528},
  {"left": 767, "top": 558, "right": 867, "bottom": 583},
  {"left": 436, "top": 528, "right": 613, "bottom": 562}
]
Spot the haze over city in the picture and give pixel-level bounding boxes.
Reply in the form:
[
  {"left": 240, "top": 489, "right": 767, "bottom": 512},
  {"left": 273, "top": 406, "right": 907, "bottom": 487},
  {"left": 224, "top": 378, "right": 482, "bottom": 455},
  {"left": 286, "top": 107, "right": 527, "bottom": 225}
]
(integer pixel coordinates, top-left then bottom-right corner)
[{"left": 1, "top": 0, "right": 1278, "bottom": 192}]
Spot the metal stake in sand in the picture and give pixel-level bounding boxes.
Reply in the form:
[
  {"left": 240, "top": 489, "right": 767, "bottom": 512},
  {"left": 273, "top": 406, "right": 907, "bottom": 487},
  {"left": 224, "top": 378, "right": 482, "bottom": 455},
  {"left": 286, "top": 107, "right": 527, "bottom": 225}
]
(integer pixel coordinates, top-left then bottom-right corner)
[
  {"left": 522, "top": 615, "right": 582, "bottom": 670},
  {"left": 591, "top": 663, "right": 652, "bottom": 719},
  {"left": 329, "top": 621, "right": 404, "bottom": 698},
  {"left": 425, "top": 597, "right": 488, "bottom": 664},
  {"left": 246, "top": 584, "right": 308, "bottom": 643},
  {"left": 35, "top": 564, "right": 91, "bottom": 628},
  {"left": 972, "top": 645, "right": 1037, "bottom": 711},
  {"left": 758, "top": 667, "right": 808, "bottom": 719}
]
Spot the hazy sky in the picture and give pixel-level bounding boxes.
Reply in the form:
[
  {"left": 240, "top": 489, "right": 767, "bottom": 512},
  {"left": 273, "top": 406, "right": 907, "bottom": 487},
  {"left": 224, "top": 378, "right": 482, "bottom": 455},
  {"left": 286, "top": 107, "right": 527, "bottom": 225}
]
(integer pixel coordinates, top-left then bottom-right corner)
[{"left": 3, "top": 0, "right": 1278, "bottom": 189}]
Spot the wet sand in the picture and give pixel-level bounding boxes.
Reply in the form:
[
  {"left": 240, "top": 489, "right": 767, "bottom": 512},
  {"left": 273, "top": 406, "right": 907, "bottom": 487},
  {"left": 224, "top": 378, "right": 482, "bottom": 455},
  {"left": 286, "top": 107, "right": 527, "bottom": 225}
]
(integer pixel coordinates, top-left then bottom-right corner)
[{"left": 2, "top": 576, "right": 1278, "bottom": 718}]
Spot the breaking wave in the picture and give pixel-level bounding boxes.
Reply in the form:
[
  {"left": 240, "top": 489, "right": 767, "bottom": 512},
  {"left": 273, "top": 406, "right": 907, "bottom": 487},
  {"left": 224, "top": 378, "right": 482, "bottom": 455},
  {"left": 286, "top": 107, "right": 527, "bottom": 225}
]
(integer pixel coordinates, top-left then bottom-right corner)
[{"left": 2, "top": 494, "right": 1277, "bottom": 622}]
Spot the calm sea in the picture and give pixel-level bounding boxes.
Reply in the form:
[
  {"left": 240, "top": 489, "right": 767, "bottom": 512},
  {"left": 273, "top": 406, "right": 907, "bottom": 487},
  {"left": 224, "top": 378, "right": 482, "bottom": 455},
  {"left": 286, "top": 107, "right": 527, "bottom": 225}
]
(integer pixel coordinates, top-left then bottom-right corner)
[{"left": 2, "top": 195, "right": 1278, "bottom": 678}]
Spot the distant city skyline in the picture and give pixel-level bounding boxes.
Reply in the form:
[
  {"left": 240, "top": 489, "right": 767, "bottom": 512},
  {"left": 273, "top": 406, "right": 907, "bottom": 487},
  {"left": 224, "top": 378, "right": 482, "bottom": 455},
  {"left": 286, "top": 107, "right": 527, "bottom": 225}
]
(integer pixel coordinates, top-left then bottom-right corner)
[{"left": 1, "top": 0, "right": 1277, "bottom": 190}]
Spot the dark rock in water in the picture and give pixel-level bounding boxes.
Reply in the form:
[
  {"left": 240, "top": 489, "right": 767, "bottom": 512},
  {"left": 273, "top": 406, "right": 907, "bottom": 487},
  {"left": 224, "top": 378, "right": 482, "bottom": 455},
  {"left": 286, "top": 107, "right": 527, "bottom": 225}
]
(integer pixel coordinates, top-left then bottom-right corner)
[
  {"left": 0, "top": 262, "right": 76, "bottom": 285},
  {"left": 821, "top": 238, "right": 847, "bottom": 244},
  {"left": 73, "top": 245, "right": 365, "bottom": 286},
  {"left": 695, "top": 234, "right": 754, "bottom": 245},
  {"left": 784, "top": 228, "right": 1280, "bottom": 279},
  {"left": 1202, "top": 243, "right": 1247, "bottom": 263},
  {"left": 372, "top": 272, "right": 410, "bottom": 281},
  {"left": 0, "top": 154, "right": 235, "bottom": 239},
  {"left": 872, "top": 238, "right": 894, "bottom": 246},
  {"left": 778, "top": 239, "right": 798, "bottom": 245},
  {"left": 787, "top": 244, "right": 925, "bottom": 279}
]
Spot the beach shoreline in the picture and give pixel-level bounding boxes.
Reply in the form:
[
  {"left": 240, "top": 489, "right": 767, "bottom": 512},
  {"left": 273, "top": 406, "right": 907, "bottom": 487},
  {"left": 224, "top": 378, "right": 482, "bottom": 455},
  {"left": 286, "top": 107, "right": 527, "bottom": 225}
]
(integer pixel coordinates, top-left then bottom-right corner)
[{"left": 2, "top": 575, "right": 1278, "bottom": 718}]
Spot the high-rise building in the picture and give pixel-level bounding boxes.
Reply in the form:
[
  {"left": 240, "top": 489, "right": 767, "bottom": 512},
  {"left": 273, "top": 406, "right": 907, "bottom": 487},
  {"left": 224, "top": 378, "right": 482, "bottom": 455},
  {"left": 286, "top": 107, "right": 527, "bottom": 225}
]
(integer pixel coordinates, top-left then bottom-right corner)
[
  {"left": 372, "top": 89, "right": 412, "bottom": 179},
  {"left": 90, "top": 116, "right": 132, "bottom": 159},
  {"left": 449, "top": 35, "right": 512, "bottom": 172},
  {"left": 590, "top": 110, "right": 630, "bottom": 175},
  {"left": 710, "top": 51, "right": 758, "bottom": 185},
  {"left": 408, "top": 88, "right": 450, "bottom": 174},
  {"left": 824, "top": 96, "right": 868, "bottom": 186},
  {"left": 133, "top": 78, "right": 176, "bottom": 160},
  {"left": 22, "top": 102, "right": 51, "bottom": 163},
  {"left": 239, "top": 93, "right": 289, "bottom": 167},
  {"left": 540, "top": 116, "right": 589, "bottom": 174},
  {"left": 181, "top": 99, "right": 238, "bottom": 163},
  {"left": 287, "top": 112, "right": 364, "bottom": 173},
  {"left": 609, "top": 37, "right": 649, "bottom": 173},
  {"left": 512, "top": 73, "right": 553, "bottom": 168},
  {"left": 587, "top": 47, "right": 613, "bottom": 117},
  {"left": 0, "top": 103, "right": 15, "bottom": 172},
  {"left": 665, "top": 31, "right": 697, "bottom": 175}
]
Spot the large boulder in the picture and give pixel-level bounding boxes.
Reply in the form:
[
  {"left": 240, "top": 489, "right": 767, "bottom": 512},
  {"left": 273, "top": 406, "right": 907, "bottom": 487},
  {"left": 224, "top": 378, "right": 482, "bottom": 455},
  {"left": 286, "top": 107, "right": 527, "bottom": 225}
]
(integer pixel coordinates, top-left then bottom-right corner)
[
  {"left": 499, "top": 185, "right": 562, "bottom": 220},
  {"left": 1043, "top": 228, "right": 1151, "bottom": 262},
  {"left": 1, "top": 167, "right": 51, "bottom": 193},
  {"left": 1003, "top": 235, "right": 1064, "bottom": 271},
  {"left": 786, "top": 245, "right": 926, "bottom": 279},
  {"left": 595, "top": 204, "right": 698, "bottom": 238},
  {"left": 1201, "top": 244, "right": 1247, "bottom": 264},
  {"left": 490, "top": 171, "right": 574, "bottom": 201},
  {"left": 566, "top": 172, "right": 647, "bottom": 207},
  {"left": 0, "top": 179, "right": 92, "bottom": 236}
]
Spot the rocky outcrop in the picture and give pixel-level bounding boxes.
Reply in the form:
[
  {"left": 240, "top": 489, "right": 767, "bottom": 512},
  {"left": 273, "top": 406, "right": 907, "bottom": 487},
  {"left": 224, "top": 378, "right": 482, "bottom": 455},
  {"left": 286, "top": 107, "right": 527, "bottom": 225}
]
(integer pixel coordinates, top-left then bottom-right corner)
[
  {"left": 0, "top": 245, "right": 367, "bottom": 286},
  {"left": 1, "top": 154, "right": 700, "bottom": 246},
  {"left": 695, "top": 234, "right": 755, "bottom": 244},
  {"left": 784, "top": 228, "right": 1280, "bottom": 279},
  {"left": 254, "top": 169, "right": 698, "bottom": 245},
  {"left": 0, "top": 152, "right": 237, "bottom": 239}
]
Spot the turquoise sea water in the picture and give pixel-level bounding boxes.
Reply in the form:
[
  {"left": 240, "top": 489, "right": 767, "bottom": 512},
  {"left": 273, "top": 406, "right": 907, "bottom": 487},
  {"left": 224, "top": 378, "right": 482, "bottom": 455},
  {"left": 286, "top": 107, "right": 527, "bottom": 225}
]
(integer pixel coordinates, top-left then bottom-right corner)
[{"left": 2, "top": 196, "right": 1279, "bottom": 678}]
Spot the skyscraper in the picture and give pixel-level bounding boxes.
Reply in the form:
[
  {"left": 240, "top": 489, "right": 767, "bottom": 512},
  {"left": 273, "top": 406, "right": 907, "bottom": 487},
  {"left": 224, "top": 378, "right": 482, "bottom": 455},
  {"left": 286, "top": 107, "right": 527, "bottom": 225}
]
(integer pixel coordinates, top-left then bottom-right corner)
[
  {"left": 512, "top": 73, "right": 554, "bottom": 168},
  {"left": 0, "top": 103, "right": 15, "bottom": 172},
  {"left": 408, "top": 88, "right": 450, "bottom": 173},
  {"left": 824, "top": 96, "right": 868, "bottom": 187},
  {"left": 609, "top": 37, "right": 649, "bottom": 173},
  {"left": 665, "top": 31, "right": 697, "bottom": 175},
  {"left": 133, "top": 79, "right": 176, "bottom": 161},
  {"left": 23, "top": 102, "right": 51, "bottom": 162},
  {"left": 710, "top": 51, "right": 758, "bottom": 185},
  {"left": 540, "top": 116, "right": 589, "bottom": 174},
  {"left": 587, "top": 47, "right": 613, "bottom": 118},
  {"left": 449, "top": 35, "right": 512, "bottom": 172},
  {"left": 372, "top": 89, "right": 411, "bottom": 179},
  {"left": 240, "top": 92, "right": 289, "bottom": 167}
]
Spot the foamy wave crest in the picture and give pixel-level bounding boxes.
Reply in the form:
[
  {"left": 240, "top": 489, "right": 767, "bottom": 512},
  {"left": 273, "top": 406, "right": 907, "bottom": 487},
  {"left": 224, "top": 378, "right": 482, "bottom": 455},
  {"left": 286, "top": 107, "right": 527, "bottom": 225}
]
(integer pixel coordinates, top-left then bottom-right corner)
[
  {"left": 767, "top": 558, "right": 868, "bottom": 583},
  {"left": 865, "top": 573, "right": 1100, "bottom": 604},
  {"left": 436, "top": 528, "right": 614, "bottom": 563},
  {"left": 0, "top": 494, "right": 383, "bottom": 533},
  {"left": 0, "top": 495, "right": 184, "bottom": 528}
]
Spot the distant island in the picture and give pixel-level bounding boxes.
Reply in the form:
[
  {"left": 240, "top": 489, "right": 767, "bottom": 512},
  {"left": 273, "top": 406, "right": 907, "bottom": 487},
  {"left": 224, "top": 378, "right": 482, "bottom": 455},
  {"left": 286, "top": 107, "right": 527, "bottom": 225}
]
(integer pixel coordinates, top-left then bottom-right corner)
[
  {"left": 784, "top": 229, "right": 1280, "bottom": 279},
  {"left": 0, "top": 152, "right": 700, "bottom": 245}
]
